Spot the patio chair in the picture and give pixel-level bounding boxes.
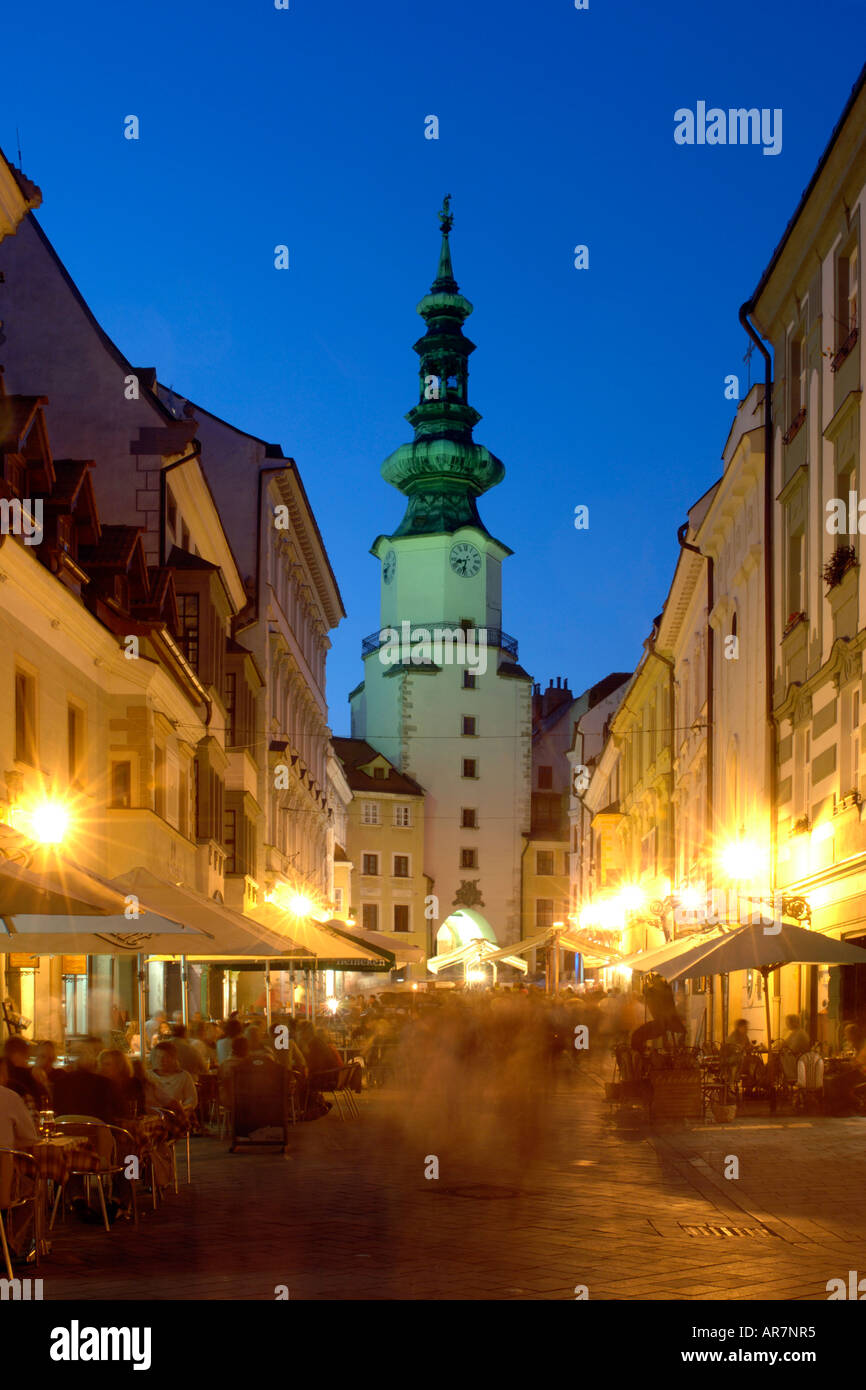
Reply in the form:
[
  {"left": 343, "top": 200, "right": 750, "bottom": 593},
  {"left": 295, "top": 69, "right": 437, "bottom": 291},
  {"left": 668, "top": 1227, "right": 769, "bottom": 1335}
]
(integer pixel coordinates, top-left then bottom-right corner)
[
  {"left": 795, "top": 1050, "right": 825, "bottom": 1112},
  {"left": 228, "top": 1056, "right": 291, "bottom": 1153},
  {"left": 315, "top": 1065, "right": 361, "bottom": 1119},
  {"left": 148, "top": 1107, "right": 192, "bottom": 1191},
  {"left": 50, "top": 1119, "right": 140, "bottom": 1232},
  {"left": 0, "top": 1148, "right": 38, "bottom": 1279}
]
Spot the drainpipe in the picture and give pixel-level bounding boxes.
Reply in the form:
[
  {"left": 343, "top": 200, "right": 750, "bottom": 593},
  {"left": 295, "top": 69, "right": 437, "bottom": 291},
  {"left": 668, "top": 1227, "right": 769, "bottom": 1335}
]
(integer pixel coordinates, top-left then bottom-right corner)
[
  {"left": 645, "top": 638, "right": 676, "bottom": 919},
  {"left": 738, "top": 303, "right": 777, "bottom": 904},
  {"left": 677, "top": 525, "right": 715, "bottom": 874},
  {"left": 677, "top": 525, "right": 715, "bottom": 1041}
]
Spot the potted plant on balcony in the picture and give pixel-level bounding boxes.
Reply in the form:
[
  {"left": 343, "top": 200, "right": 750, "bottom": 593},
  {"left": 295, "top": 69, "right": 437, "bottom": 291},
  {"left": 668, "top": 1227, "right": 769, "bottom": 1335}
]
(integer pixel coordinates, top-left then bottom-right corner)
[
  {"left": 822, "top": 545, "right": 858, "bottom": 589},
  {"left": 783, "top": 610, "right": 807, "bottom": 638}
]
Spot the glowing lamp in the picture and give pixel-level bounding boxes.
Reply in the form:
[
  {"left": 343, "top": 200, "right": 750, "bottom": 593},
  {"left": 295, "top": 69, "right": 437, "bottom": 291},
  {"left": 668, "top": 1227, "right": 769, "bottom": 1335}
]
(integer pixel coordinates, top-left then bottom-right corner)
[
  {"left": 28, "top": 802, "right": 70, "bottom": 846},
  {"left": 678, "top": 886, "right": 704, "bottom": 912},
  {"left": 288, "top": 893, "right": 312, "bottom": 917},
  {"left": 618, "top": 885, "right": 644, "bottom": 913},
  {"left": 720, "top": 840, "right": 765, "bottom": 881}
]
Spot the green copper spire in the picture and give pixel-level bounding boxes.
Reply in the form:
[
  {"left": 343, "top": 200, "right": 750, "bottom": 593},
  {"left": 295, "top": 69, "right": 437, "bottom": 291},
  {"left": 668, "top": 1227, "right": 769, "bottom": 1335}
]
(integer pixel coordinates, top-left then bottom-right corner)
[{"left": 380, "top": 198, "right": 505, "bottom": 537}]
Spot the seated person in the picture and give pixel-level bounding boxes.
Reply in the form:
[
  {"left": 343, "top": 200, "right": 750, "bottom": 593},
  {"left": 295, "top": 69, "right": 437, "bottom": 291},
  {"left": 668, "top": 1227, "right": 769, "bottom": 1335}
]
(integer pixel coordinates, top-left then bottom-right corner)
[
  {"left": 216, "top": 1018, "right": 243, "bottom": 1064},
  {"left": 269, "top": 1023, "right": 308, "bottom": 1074},
  {"left": 824, "top": 1040, "right": 866, "bottom": 1112},
  {"left": 146, "top": 1041, "right": 198, "bottom": 1114},
  {"left": 98, "top": 1048, "right": 144, "bottom": 1122},
  {"left": 52, "top": 1038, "right": 116, "bottom": 1121},
  {"left": 721, "top": 1019, "right": 764, "bottom": 1085},
  {"left": 3, "top": 1035, "right": 50, "bottom": 1112},
  {"left": 244, "top": 1024, "right": 274, "bottom": 1057},
  {"left": 0, "top": 1056, "right": 38, "bottom": 1149},
  {"left": 779, "top": 1014, "right": 810, "bottom": 1057},
  {"left": 32, "top": 1040, "right": 62, "bottom": 1099},
  {"left": 188, "top": 1020, "right": 215, "bottom": 1070},
  {"left": 0, "top": 1057, "right": 38, "bottom": 1261},
  {"left": 218, "top": 1035, "right": 251, "bottom": 1099},
  {"left": 297, "top": 1022, "right": 343, "bottom": 1077},
  {"left": 168, "top": 1023, "right": 207, "bottom": 1077},
  {"left": 838, "top": 1022, "right": 864, "bottom": 1056}
]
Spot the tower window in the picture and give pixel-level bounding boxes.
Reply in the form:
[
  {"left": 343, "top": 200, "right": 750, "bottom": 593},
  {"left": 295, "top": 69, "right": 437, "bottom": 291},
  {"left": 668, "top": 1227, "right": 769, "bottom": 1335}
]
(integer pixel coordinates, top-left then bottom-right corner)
[
  {"left": 460, "top": 848, "right": 478, "bottom": 869},
  {"left": 463, "top": 672, "right": 477, "bottom": 689},
  {"left": 462, "top": 759, "right": 478, "bottom": 779},
  {"left": 538, "top": 765, "right": 553, "bottom": 790},
  {"left": 461, "top": 808, "right": 477, "bottom": 828},
  {"left": 462, "top": 716, "right": 477, "bottom": 736}
]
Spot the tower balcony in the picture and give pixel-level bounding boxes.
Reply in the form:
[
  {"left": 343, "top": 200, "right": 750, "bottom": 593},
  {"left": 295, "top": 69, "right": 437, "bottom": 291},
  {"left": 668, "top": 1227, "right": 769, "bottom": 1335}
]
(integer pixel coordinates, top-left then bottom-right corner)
[{"left": 362, "top": 620, "right": 518, "bottom": 661}]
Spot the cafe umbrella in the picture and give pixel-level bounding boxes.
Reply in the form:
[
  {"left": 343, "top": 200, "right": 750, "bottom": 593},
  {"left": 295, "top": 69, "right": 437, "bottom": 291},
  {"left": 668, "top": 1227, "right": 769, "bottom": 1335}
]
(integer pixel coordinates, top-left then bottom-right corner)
[
  {"left": 655, "top": 920, "right": 866, "bottom": 1071},
  {"left": 0, "top": 859, "right": 211, "bottom": 1054}
]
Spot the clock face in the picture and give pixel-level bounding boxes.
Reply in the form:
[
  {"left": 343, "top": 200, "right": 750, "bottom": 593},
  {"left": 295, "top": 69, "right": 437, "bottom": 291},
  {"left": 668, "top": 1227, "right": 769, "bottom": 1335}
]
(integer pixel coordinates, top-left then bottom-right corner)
[
  {"left": 383, "top": 549, "right": 397, "bottom": 584},
  {"left": 450, "top": 542, "right": 482, "bottom": 578}
]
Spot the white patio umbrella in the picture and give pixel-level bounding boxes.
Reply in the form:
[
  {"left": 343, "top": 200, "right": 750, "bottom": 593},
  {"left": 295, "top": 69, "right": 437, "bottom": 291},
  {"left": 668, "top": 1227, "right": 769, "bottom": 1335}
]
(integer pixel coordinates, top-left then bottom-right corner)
[
  {"left": 619, "top": 929, "right": 725, "bottom": 973},
  {"left": 0, "top": 856, "right": 135, "bottom": 917},
  {"left": 320, "top": 919, "right": 423, "bottom": 964},
  {"left": 0, "top": 913, "right": 210, "bottom": 1059},
  {"left": 656, "top": 921, "right": 866, "bottom": 1065}
]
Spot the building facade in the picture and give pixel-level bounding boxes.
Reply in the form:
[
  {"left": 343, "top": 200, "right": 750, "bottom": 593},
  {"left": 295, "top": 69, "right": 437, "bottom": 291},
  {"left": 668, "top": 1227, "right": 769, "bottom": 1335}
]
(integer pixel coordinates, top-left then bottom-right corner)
[
  {"left": 332, "top": 738, "right": 428, "bottom": 977},
  {"left": 757, "top": 69, "right": 866, "bottom": 1046}
]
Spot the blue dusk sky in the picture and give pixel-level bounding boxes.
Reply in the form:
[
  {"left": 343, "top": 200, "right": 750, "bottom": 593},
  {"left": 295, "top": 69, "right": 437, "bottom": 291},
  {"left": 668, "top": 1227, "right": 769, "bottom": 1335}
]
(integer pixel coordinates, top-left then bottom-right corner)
[{"left": 3, "top": 0, "right": 865, "bottom": 726}]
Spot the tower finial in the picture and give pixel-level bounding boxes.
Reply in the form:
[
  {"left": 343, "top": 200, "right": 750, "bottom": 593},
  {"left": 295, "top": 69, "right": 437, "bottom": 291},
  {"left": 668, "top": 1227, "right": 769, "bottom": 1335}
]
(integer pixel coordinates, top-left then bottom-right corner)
[{"left": 379, "top": 203, "right": 505, "bottom": 537}]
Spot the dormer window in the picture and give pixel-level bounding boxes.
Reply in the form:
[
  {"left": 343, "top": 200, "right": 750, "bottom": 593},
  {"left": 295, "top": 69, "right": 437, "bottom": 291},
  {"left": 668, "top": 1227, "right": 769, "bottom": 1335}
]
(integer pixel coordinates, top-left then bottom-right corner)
[{"left": 373, "top": 765, "right": 387, "bottom": 779}]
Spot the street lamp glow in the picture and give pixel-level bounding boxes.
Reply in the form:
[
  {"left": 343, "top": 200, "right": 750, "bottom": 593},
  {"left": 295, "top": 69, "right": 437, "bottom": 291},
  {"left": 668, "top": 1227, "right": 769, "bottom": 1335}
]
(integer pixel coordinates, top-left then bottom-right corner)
[
  {"left": 679, "top": 885, "right": 704, "bottom": 911},
  {"left": 288, "top": 893, "right": 313, "bottom": 917},
  {"left": 720, "top": 840, "right": 765, "bottom": 881},
  {"left": 28, "top": 802, "right": 70, "bottom": 846},
  {"left": 326, "top": 997, "right": 339, "bottom": 1015},
  {"left": 466, "top": 969, "right": 486, "bottom": 983},
  {"left": 618, "top": 885, "right": 644, "bottom": 913}
]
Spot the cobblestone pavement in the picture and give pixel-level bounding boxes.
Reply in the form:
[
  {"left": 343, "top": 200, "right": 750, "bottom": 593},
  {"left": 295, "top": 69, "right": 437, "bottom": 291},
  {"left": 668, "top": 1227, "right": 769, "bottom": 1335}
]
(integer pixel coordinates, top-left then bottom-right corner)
[{"left": 33, "top": 1059, "right": 866, "bottom": 1301}]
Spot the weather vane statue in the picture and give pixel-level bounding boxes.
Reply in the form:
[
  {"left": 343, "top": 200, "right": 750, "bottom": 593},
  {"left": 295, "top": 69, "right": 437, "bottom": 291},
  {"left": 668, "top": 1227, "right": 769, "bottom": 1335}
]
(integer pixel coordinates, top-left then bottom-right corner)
[{"left": 438, "top": 193, "right": 453, "bottom": 234}]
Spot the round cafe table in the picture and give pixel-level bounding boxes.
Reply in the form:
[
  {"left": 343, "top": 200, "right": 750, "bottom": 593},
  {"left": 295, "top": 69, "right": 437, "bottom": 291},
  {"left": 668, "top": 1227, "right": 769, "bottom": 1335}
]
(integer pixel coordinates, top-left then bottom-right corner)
[{"left": 28, "top": 1134, "right": 100, "bottom": 1255}]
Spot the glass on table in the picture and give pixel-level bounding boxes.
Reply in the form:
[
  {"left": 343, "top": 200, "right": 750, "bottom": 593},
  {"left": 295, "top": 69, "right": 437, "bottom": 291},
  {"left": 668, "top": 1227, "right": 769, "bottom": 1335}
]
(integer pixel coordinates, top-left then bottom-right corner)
[{"left": 37, "top": 1110, "right": 56, "bottom": 1136}]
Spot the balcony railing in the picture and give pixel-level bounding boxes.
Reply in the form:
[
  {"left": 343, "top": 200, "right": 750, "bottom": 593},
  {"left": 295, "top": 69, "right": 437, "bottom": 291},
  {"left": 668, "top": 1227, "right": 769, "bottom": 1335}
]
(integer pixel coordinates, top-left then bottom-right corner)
[
  {"left": 831, "top": 326, "right": 858, "bottom": 372},
  {"left": 362, "top": 621, "right": 518, "bottom": 660}
]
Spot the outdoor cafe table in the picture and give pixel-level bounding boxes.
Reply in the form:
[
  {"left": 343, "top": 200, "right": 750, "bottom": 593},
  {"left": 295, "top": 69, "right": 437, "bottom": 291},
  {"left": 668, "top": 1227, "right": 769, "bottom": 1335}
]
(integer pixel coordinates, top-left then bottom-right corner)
[{"left": 29, "top": 1134, "right": 100, "bottom": 1255}]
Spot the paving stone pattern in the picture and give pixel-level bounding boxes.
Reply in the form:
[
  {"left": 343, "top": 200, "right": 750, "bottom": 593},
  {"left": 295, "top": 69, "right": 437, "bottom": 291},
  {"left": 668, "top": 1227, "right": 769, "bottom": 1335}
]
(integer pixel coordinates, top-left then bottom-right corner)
[{"left": 35, "top": 1061, "right": 866, "bottom": 1301}]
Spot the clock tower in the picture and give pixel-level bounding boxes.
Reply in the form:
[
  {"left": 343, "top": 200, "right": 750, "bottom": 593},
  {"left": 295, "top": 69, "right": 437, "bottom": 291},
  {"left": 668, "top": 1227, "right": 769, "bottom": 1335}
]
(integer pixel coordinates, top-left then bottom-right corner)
[{"left": 350, "top": 200, "right": 532, "bottom": 954}]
